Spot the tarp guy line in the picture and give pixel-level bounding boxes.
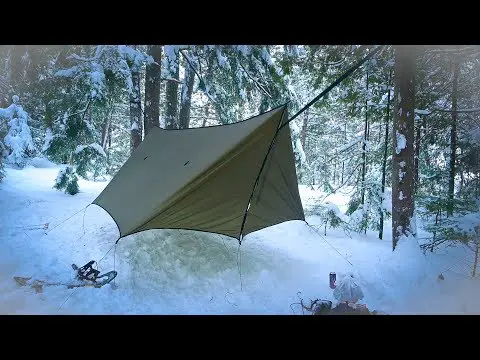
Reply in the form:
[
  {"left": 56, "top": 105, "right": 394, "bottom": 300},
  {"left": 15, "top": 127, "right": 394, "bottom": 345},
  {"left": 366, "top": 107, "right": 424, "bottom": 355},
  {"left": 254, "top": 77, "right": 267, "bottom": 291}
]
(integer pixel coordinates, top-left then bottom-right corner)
[{"left": 280, "top": 45, "right": 385, "bottom": 130}]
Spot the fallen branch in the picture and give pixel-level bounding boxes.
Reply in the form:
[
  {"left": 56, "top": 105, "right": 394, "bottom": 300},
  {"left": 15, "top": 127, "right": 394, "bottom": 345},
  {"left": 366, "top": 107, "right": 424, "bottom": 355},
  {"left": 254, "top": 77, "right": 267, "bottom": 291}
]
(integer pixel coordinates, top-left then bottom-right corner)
[{"left": 290, "top": 292, "right": 332, "bottom": 315}]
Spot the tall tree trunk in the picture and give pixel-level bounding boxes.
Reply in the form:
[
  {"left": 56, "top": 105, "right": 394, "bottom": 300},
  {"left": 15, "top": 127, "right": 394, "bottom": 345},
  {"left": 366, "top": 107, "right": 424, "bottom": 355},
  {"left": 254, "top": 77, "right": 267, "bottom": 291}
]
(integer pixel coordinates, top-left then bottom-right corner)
[
  {"left": 129, "top": 60, "right": 143, "bottom": 153},
  {"left": 392, "top": 45, "right": 417, "bottom": 251},
  {"left": 26, "top": 45, "right": 41, "bottom": 87},
  {"left": 341, "top": 162, "right": 344, "bottom": 184},
  {"left": 448, "top": 58, "right": 460, "bottom": 216},
  {"left": 202, "top": 105, "right": 209, "bottom": 127},
  {"left": 165, "top": 50, "right": 180, "bottom": 129},
  {"left": 417, "top": 117, "right": 427, "bottom": 192},
  {"left": 477, "top": 171, "right": 480, "bottom": 198},
  {"left": 144, "top": 45, "right": 162, "bottom": 136},
  {"left": 108, "top": 123, "right": 112, "bottom": 149},
  {"left": 472, "top": 226, "right": 480, "bottom": 277},
  {"left": 477, "top": 148, "right": 480, "bottom": 197},
  {"left": 298, "top": 110, "right": 309, "bottom": 184},
  {"left": 361, "top": 71, "right": 369, "bottom": 207},
  {"left": 300, "top": 110, "right": 309, "bottom": 149},
  {"left": 100, "top": 104, "right": 114, "bottom": 151},
  {"left": 341, "top": 122, "right": 346, "bottom": 184},
  {"left": 101, "top": 117, "right": 110, "bottom": 151},
  {"left": 360, "top": 71, "right": 369, "bottom": 234},
  {"left": 178, "top": 56, "right": 196, "bottom": 130},
  {"left": 473, "top": 241, "right": 479, "bottom": 278},
  {"left": 459, "top": 148, "right": 464, "bottom": 193},
  {"left": 379, "top": 69, "right": 392, "bottom": 240},
  {"left": 414, "top": 118, "right": 421, "bottom": 194},
  {"left": 8, "top": 45, "right": 27, "bottom": 91},
  {"left": 333, "top": 155, "right": 336, "bottom": 185},
  {"left": 85, "top": 104, "right": 92, "bottom": 145}
]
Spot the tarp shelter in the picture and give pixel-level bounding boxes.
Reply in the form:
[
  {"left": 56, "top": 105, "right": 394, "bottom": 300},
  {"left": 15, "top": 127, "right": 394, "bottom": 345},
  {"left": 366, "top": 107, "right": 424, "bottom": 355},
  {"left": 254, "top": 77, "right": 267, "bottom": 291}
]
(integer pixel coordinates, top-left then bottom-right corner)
[{"left": 92, "top": 104, "right": 305, "bottom": 242}]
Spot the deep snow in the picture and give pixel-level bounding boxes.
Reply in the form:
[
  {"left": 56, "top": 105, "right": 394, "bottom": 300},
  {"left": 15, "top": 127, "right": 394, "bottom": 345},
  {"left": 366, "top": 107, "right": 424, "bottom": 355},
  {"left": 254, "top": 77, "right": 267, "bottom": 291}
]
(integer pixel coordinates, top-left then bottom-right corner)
[{"left": 1, "top": 158, "right": 480, "bottom": 315}]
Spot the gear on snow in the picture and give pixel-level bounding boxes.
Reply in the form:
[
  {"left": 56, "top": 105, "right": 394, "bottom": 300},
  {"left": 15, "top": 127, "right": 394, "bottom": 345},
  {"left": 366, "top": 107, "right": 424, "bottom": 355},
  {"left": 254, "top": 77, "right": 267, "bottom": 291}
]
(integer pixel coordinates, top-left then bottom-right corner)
[{"left": 13, "top": 260, "right": 117, "bottom": 293}]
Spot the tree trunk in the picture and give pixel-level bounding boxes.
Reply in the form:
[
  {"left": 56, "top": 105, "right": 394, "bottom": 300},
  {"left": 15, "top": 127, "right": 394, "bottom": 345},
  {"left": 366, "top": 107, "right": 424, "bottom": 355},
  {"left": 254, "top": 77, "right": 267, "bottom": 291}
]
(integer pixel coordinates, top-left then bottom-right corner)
[
  {"left": 414, "top": 118, "right": 421, "bottom": 194},
  {"left": 85, "top": 104, "right": 92, "bottom": 145},
  {"left": 417, "top": 117, "right": 427, "bottom": 192},
  {"left": 178, "top": 55, "right": 196, "bottom": 129},
  {"left": 8, "top": 45, "right": 27, "bottom": 90},
  {"left": 341, "top": 122, "right": 346, "bottom": 183},
  {"left": 108, "top": 123, "right": 112, "bottom": 149},
  {"left": 361, "top": 71, "right": 369, "bottom": 207},
  {"left": 202, "top": 105, "right": 209, "bottom": 127},
  {"left": 144, "top": 45, "right": 162, "bottom": 136},
  {"left": 392, "top": 45, "right": 417, "bottom": 251},
  {"left": 379, "top": 69, "right": 392, "bottom": 240},
  {"left": 333, "top": 156, "right": 336, "bottom": 185},
  {"left": 129, "top": 61, "right": 143, "bottom": 153},
  {"left": 459, "top": 148, "right": 464, "bottom": 193},
  {"left": 101, "top": 117, "right": 110, "bottom": 151},
  {"left": 448, "top": 59, "right": 460, "bottom": 216},
  {"left": 26, "top": 45, "right": 41, "bottom": 86},
  {"left": 298, "top": 110, "right": 309, "bottom": 184},
  {"left": 361, "top": 71, "right": 369, "bottom": 235},
  {"left": 477, "top": 172, "right": 480, "bottom": 198},
  {"left": 300, "top": 110, "right": 308, "bottom": 149},
  {"left": 472, "top": 236, "right": 479, "bottom": 278},
  {"left": 165, "top": 51, "right": 180, "bottom": 130}
]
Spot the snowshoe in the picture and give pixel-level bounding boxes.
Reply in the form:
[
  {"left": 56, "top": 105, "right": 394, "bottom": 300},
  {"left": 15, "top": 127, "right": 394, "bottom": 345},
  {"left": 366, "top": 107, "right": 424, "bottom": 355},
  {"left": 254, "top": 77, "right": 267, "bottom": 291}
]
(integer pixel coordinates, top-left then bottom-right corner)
[
  {"left": 14, "top": 261, "right": 117, "bottom": 293},
  {"left": 71, "top": 260, "right": 117, "bottom": 288}
]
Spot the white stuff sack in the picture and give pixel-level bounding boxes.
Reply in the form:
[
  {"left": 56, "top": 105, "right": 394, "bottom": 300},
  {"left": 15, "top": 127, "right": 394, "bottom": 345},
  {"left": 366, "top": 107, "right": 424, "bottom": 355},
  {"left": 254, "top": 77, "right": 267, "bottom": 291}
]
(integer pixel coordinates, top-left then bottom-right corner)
[{"left": 333, "top": 273, "right": 364, "bottom": 303}]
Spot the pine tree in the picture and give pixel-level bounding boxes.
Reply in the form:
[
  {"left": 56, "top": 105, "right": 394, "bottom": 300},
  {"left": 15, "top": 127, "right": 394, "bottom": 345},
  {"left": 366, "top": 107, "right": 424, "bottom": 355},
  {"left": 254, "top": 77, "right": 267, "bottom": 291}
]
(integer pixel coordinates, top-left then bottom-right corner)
[
  {"left": 1, "top": 95, "right": 36, "bottom": 168},
  {"left": 392, "top": 45, "right": 417, "bottom": 250},
  {"left": 54, "top": 165, "right": 79, "bottom": 195},
  {"left": 43, "top": 45, "right": 149, "bottom": 176}
]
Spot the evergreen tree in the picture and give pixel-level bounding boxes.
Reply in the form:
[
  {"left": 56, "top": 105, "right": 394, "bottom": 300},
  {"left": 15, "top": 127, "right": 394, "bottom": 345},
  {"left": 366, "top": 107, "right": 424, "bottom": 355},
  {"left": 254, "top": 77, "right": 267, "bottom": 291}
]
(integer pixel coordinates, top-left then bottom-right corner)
[
  {"left": 0, "top": 95, "right": 36, "bottom": 168},
  {"left": 54, "top": 165, "right": 79, "bottom": 195}
]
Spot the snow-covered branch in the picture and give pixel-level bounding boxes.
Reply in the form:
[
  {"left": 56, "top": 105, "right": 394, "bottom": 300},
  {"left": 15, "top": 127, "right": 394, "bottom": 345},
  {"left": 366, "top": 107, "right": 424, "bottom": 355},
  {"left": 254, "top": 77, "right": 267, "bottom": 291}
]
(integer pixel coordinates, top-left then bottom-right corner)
[
  {"left": 237, "top": 60, "right": 272, "bottom": 98},
  {"left": 179, "top": 50, "right": 217, "bottom": 105},
  {"left": 67, "top": 53, "right": 97, "bottom": 62},
  {"left": 161, "top": 77, "right": 183, "bottom": 84},
  {"left": 110, "top": 123, "right": 131, "bottom": 135},
  {"left": 319, "top": 162, "right": 363, "bottom": 203},
  {"left": 425, "top": 46, "right": 478, "bottom": 55},
  {"left": 414, "top": 107, "right": 480, "bottom": 116}
]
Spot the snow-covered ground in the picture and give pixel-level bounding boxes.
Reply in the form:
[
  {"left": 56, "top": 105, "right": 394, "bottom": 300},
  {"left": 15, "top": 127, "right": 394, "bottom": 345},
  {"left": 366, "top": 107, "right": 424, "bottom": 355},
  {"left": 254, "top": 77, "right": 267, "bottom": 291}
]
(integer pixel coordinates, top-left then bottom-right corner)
[{"left": 1, "top": 158, "right": 480, "bottom": 314}]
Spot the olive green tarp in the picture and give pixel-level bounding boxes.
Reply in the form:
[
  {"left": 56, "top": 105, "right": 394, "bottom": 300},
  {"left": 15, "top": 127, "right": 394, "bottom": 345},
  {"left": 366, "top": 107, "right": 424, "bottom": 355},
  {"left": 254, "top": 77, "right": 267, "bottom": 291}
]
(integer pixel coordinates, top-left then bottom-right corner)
[{"left": 92, "top": 104, "right": 305, "bottom": 241}]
